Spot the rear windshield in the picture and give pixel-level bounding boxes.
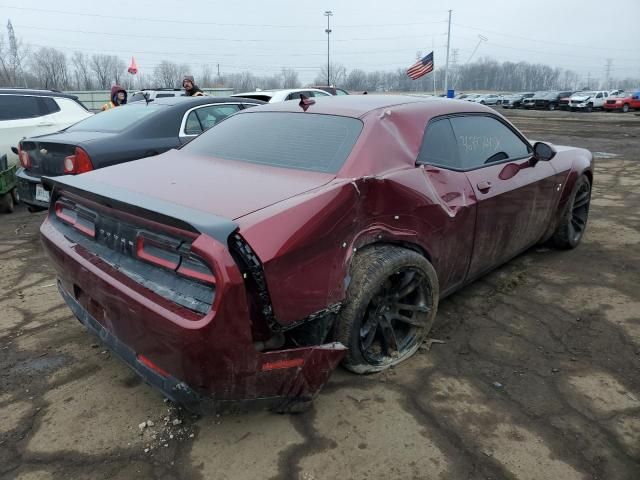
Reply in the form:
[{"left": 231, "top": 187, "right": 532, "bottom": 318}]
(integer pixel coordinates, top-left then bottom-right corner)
[
  {"left": 183, "top": 112, "right": 363, "bottom": 173},
  {"left": 66, "top": 104, "right": 164, "bottom": 132}
]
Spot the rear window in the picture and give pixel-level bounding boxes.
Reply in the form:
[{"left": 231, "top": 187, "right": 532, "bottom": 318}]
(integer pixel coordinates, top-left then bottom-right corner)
[
  {"left": 67, "top": 104, "right": 164, "bottom": 132},
  {"left": 183, "top": 112, "right": 363, "bottom": 173}
]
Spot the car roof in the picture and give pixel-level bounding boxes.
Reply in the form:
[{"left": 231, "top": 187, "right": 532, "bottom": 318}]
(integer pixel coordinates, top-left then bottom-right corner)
[
  {"left": 232, "top": 88, "right": 330, "bottom": 97},
  {"left": 244, "top": 94, "right": 490, "bottom": 119},
  {"left": 0, "top": 88, "right": 81, "bottom": 100},
  {"left": 146, "top": 96, "right": 265, "bottom": 107}
]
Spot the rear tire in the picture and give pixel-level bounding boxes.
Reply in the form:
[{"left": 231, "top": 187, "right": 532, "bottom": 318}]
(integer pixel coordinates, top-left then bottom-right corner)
[
  {"left": 551, "top": 175, "right": 591, "bottom": 249},
  {"left": 622, "top": 103, "right": 630, "bottom": 113},
  {"left": 0, "top": 192, "right": 14, "bottom": 213},
  {"left": 335, "top": 246, "right": 439, "bottom": 374},
  {"left": 549, "top": 103, "right": 556, "bottom": 111}
]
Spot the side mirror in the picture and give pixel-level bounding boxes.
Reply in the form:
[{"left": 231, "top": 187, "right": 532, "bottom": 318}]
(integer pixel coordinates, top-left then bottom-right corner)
[
  {"left": 533, "top": 142, "right": 556, "bottom": 162},
  {"left": 11, "top": 146, "right": 19, "bottom": 154}
]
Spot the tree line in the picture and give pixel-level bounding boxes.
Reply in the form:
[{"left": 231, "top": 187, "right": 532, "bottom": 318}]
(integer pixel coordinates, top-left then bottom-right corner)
[{"left": 1, "top": 22, "right": 638, "bottom": 93}]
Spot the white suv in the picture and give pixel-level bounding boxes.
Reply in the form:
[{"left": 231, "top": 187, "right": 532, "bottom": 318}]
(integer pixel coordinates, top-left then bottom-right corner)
[
  {"left": 0, "top": 89, "right": 92, "bottom": 166},
  {"left": 231, "top": 88, "right": 332, "bottom": 103},
  {"left": 568, "top": 90, "right": 610, "bottom": 112}
]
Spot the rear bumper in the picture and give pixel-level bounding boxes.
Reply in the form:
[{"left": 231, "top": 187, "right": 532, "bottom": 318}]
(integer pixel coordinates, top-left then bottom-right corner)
[
  {"left": 16, "top": 168, "right": 49, "bottom": 209},
  {"left": 41, "top": 216, "right": 346, "bottom": 411}
]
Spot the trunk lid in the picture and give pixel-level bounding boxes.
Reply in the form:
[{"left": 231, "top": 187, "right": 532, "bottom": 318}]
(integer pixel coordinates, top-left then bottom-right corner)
[
  {"left": 21, "top": 131, "right": 115, "bottom": 178},
  {"left": 74, "top": 149, "right": 336, "bottom": 220}
]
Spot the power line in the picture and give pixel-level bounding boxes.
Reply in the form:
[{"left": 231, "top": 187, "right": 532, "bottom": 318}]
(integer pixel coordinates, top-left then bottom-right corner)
[
  {"left": 452, "top": 22, "right": 636, "bottom": 53},
  {"left": 0, "top": 4, "right": 446, "bottom": 29},
  {"left": 13, "top": 23, "right": 450, "bottom": 44}
]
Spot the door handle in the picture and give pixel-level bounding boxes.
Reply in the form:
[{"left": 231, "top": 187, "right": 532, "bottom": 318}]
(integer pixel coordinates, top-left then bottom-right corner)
[
  {"left": 38, "top": 122, "right": 54, "bottom": 127},
  {"left": 477, "top": 181, "right": 492, "bottom": 192}
]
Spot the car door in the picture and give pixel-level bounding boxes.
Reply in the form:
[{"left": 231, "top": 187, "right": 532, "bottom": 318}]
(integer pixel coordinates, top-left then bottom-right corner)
[
  {"left": 178, "top": 103, "right": 242, "bottom": 144},
  {"left": 415, "top": 117, "right": 477, "bottom": 293},
  {"left": 0, "top": 94, "right": 46, "bottom": 165},
  {"left": 449, "top": 115, "right": 558, "bottom": 279}
]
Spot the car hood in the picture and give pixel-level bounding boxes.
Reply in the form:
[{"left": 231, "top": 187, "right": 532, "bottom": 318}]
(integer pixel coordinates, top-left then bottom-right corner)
[
  {"left": 570, "top": 95, "right": 592, "bottom": 101},
  {"left": 70, "top": 149, "right": 336, "bottom": 220},
  {"left": 26, "top": 130, "right": 117, "bottom": 145}
]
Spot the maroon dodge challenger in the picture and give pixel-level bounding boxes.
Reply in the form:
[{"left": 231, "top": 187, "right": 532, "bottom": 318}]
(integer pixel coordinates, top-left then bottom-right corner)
[{"left": 40, "top": 95, "right": 593, "bottom": 412}]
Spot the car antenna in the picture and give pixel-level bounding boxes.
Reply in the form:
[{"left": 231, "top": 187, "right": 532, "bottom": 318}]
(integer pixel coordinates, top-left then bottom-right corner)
[{"left": 298, "top": 94, "right": 315, "bottom": 112}]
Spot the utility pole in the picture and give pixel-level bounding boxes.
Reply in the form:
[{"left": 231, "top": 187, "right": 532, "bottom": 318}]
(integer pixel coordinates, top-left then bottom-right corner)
[
  {"left": 7, "top": 20, "right": 27, "bottom": 87},
  {"left": 217, "top": 63, "right": 220, "bottom": 77},
  {"left": 586, "top": 72, "right": 590, "bottom": 89},
  {"left": 604, "top": 59, "right": 613, "bottom": 89},
  {"left": 324, "top": 11, "right": 333, "bottom": 86},
  {"left": 444, "top": 9, "right": 452, "bottom": 95}
]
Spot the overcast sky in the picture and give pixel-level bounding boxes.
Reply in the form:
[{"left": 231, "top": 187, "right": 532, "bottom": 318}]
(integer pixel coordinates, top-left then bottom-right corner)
[{"left": 3, "top": 0, "right": 639, "bottom": 84}]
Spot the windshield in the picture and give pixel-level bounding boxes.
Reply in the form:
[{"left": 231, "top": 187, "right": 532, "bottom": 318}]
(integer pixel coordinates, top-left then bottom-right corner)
[
  {"left": 129, "top": 93, "right": 147, "bottom": 102},
  {"left": 573, "top": 91, "right": 594, "bottom": 97},
  {"left": 66, "top": 104, "right": 164, "bottom": 132},
  {"left": 183, "top": 112, "right": 363, "bottom": 174}
]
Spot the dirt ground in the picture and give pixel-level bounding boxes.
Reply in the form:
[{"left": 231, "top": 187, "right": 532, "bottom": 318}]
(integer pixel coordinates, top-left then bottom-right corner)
[{"left": 1, "top": 108, "right": 639, "bottom": 480}]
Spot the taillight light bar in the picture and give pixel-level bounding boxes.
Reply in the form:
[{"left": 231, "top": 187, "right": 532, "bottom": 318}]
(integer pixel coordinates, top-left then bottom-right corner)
[
  {"left": 63, "top": 147, "right": 94, "bottom": 174},
  {"left": 136, "top": 234, "right": 215, "bottom": 286},
  {"left": 54, "top": 201, "right": 96, "bottom": 237}
]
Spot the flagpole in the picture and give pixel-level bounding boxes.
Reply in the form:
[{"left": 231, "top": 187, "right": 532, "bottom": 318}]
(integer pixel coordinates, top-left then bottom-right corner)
[
  {"left": 444, "top": 9, "right": 452, "bottom": 95},
  {"left": 432, "top": 36, "right": 436, "bottom": 96}
]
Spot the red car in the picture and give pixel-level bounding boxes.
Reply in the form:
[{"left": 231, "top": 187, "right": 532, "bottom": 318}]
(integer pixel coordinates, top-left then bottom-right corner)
[
  {"left": 40, "top": 96, "right": 593, "bottom": 412},
  {"left": 602, "top": 91, "right": 640, "bottom": 112}
]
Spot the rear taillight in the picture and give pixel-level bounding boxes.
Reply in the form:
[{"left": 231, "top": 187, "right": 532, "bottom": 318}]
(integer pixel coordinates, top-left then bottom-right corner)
[
  {"left": 18, "top": 144, "right": 31, "bottom": 169},
  {"left": 63, "top": 147, "right": 93, "bottom": 174},
  {"left": 136, "top": 233, "right": 215, "bottom": 285},
  {"left": 54, "top": 201, "right": 96, "bottom": 237}
]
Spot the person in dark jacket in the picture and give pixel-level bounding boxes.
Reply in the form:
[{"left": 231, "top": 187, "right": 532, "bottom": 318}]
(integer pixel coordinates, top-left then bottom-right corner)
[
  {"left": 102, "top": 85, "right": 127, "bottom": 111},
  {"left": 183, "top": 75, "right": 205, "bottom": 96}
]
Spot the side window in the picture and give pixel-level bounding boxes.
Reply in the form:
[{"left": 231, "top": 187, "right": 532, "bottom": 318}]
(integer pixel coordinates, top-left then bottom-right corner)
[
  {"left": 416, "top": 118, "right": 460, "bottom": 168},
  {"left": 286, "top": 92, "right": 302, "bottom": 101},
  {"left": 195, "top": 104, "right": 241, "bottom": 131},
  {"left": 184, "top": 111, "right": 203, "bottom": 135},
  {"left": 336, "top": 89, "right": 349, "bottom": 95},
  {"left": 310, "top": 90, "right": 331, "bottom": 97},
  {"left": 596, "top": 93, "right": 603, "bottom": 99},
  {"left": 156, "top": 93, "right": 175, "bottom": 98},
  {"left": 0, "top": 95, "right": 43, "bottom": 120},
  {"left": 449, "top": 116, "right": 532, "bottom": 169},
  {"left": 42, "top": 97, "right": 61, "bottom": 114}
]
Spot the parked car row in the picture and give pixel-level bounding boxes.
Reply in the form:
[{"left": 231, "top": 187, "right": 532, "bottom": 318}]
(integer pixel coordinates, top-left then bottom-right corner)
[{"left": 454, "top": 89, "right": 639, "bottom": 112}]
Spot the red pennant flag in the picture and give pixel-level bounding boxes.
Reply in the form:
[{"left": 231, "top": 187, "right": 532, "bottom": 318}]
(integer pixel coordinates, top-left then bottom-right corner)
[{"left": 127, "top": 57, "right": 138, "bottom": 75}]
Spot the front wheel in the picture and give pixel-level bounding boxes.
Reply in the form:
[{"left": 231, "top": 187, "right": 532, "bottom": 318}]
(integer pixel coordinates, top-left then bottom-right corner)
[
  {"left": 335, "top": 246, "right": 439, "bottom": 373},
  {"left": 549, "top": 103, "right": 556, "bottom": 111},
  {"left": 0, "top": 192, "right": 14, "bottom": 213},
  {"left": 622, "top": 103, "right": 630, "bottom": 113},
  {"left": 551, "top": 175, "right": 591, "bottom": 249}
]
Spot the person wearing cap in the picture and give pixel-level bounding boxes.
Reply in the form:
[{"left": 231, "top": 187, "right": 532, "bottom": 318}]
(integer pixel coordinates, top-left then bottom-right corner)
[
  {"left": 183, "top": 76, "right": 205, "bottom": 96},
  {"left": 102, "top": 85, "right": 127, "bottom": 111}
]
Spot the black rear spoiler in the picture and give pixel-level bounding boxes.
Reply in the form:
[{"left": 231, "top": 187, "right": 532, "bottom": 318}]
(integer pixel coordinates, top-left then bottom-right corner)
[{"left": 42, "top": 175, "right": 238, "bottom": 244}]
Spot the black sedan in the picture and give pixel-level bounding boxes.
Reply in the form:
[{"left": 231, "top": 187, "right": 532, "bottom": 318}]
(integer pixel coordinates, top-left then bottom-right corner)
[{"left": 16, "top": 96, "right": 264, "bottom": 210}]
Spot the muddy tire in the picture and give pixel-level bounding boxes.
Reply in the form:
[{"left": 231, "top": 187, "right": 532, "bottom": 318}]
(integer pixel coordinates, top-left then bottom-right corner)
[
  {"left": 335, "top": 246, "right": 439, "bottom": 374},
  {"left": 0, "top": 192, "right": 14, "bottom": 213},
  {"left": 551, "top": 175, "right": 591, "bottom": 249}
]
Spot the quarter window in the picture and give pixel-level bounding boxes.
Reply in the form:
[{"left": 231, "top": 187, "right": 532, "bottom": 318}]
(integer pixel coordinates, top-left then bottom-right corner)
[
  {"left": 417, "top": 118, "right": 459, "bottom": 168},
  {"left": 184, "top": 104, "right": 241, "bottom": 135},
  {"left": 0, "top": 95, "right": 43, "bottom": 120}
]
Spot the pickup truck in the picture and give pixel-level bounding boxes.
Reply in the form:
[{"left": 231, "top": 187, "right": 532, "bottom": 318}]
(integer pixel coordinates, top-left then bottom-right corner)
[{"left": 568, "top": 91, "right": 610, "bottom": 112}]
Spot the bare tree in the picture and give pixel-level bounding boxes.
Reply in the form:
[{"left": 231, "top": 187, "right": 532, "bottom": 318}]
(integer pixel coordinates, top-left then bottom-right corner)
[
  {"left": 154, "top": 61, "right": 190, "bottom": 88},
  {"left": 91, "top": 54, "right": 114, "bottom": 89},
  {"left": 314, "top": 62, "right": 346, "bottom": 86},
  {"left": 111, "top": 57, "right": 127, "bottom": 85},
  {"left": 71, "top": 52, "right": 94, "bottom": 89},
  {"left": 30, "top": 47, "right": 69, "bottom": 89},
  {"left": 280, "top": 68, "right": 300, "bottom": 89},
  {"left": 344, "top": 69, "right": 367, "bottom": 91},
  {"left": 199, "top": 64, "right": 214, "bottom": 87}
]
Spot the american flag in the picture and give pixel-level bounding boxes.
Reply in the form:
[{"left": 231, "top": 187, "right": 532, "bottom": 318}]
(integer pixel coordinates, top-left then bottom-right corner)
[{"left": 407, "top": 52, "right": 434, "bottom": 80}]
